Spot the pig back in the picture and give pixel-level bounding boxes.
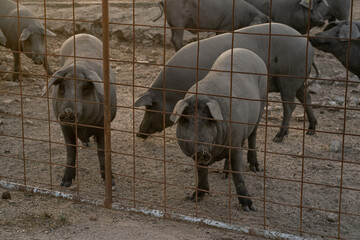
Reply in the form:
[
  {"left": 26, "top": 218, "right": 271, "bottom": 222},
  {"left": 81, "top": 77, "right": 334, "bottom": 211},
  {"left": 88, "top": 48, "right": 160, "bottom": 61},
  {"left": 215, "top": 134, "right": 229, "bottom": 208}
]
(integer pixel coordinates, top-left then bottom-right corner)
[
  {"left": 187, "top": 48, "right": 267, "bottom": 141},
  {"left": 59, "top": 34, "right": 103, "bottom": 67}
]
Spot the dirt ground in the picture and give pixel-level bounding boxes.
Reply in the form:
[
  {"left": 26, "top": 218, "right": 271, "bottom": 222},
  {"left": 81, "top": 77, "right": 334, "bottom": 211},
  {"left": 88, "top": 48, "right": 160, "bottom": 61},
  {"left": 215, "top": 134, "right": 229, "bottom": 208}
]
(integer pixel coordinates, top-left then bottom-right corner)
[{"left": 1, "top": 1, "right": 360, "bottom": 240}]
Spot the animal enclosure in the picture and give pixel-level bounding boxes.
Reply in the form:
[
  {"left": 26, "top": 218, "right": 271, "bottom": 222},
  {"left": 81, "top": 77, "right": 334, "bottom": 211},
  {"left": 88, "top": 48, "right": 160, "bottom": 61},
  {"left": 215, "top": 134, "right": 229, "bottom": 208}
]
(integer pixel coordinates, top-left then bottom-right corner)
[{"left": 0, "top": 0, "right": 359, "bottom": 239}]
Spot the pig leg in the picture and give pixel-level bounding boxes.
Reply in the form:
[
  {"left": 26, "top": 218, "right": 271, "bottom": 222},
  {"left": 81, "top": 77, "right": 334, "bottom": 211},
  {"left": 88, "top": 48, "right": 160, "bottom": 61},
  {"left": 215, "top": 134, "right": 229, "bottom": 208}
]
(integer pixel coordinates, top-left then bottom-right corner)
[
  {"left": 247, "top": 125, "right": 260, "bottom": 172},
  {"left": 190, "top": 166, "right": 209, "bottom": 202},
  {"left": 12, "top": 51, "right": 21, "bottom": 81},
  {"left": 221, "top": 158, "right": 229, "bottom": 179},
  {"left": 60, "top": 126, "right": 77, "bottom": 187},
  {"left": 296, "top": 84, "right": 317, "bottom": 135},
  {"left": 170, "top": 29, "right": 184, "bottom": 52},
  {"left": 95, "top": 131, "right": 115, "bottom": 186},
  {"left": 43, "top": 59, "right": 53, "bottom": 76},
  {"left": 273, "top": 93, "right": 296, "bottom": 142},
  {"left": 231, "top": 149, "right": 256, "bottom": 211}
]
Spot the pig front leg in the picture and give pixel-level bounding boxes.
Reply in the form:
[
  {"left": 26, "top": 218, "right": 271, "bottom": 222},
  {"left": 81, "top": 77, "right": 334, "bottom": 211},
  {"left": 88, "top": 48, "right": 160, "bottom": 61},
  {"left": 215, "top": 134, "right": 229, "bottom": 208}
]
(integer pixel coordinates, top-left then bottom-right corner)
[
  {"left": 273, "top": 92, "right": 296, "bottom": 142},
  {"left": 43, "top": 58, "right": 53, "bottom": 76},
  {"left": 190, "top": 166, "right": 209, "bottom": 202},
  {"left": 221, "top": 158, "right": 229, "bottom": 179},
  {"left": 231, "top": 149, "right": 256, "bottom": 212},
  {"left": 12, "top": 51, "right": 21, "bottom": 81},
  {"left": 95, "top": 131, "right": 115, "bottom": 186},
  {"left": 60, "top": 126, "right": 77, "bottom": 187},
  {"left": 170, "top": 29, "right": 184, "bottom": 52}
]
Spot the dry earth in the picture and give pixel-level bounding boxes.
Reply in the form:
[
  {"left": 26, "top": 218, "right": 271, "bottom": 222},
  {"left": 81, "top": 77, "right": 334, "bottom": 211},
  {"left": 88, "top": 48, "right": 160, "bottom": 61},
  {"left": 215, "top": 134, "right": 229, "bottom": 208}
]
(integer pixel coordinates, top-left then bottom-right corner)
[{"left": 1, "top": 1, "right": 360, "bottom": 239}]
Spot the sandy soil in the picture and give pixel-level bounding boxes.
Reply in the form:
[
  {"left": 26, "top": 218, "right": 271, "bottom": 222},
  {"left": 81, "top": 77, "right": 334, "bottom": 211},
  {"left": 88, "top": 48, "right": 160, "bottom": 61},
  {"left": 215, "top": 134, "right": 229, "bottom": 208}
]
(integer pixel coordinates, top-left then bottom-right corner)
[{"left": 1, "top": 1, "right": 360, "bottom": 239}]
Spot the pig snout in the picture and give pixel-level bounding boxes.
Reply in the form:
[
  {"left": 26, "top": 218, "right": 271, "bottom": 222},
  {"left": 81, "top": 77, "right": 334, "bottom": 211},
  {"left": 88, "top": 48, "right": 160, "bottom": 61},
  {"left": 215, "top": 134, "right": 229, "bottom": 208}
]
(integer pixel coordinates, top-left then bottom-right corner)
[
  {"left": 192, "top": 150, "right": 212, "bottom": 166},
  {"left": 58, "top": 108, "right": 76, "bottom": 123}
]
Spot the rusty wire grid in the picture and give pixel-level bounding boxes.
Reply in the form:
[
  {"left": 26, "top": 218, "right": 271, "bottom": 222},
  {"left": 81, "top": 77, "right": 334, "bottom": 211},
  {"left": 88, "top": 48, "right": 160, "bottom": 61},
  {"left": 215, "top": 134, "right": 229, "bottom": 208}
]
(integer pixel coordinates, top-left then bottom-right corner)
[{"left": 0, "top": 0, "right": 360, "bottom": 239}]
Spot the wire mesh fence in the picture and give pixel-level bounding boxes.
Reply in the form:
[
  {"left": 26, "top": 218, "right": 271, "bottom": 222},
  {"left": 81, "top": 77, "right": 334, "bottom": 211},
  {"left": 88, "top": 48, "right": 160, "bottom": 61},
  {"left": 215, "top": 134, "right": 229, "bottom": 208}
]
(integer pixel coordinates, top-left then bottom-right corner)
[{"left": 0, "top": 0, "right": 359, "bottom": 239}]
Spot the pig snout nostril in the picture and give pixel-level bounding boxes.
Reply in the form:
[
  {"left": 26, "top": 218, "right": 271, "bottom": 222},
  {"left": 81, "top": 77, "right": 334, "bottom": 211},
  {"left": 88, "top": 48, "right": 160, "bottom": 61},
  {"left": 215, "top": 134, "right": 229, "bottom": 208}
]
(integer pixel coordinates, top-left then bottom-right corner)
[{"left": 59, "top": 109, "right": 76, "bottom": 123}]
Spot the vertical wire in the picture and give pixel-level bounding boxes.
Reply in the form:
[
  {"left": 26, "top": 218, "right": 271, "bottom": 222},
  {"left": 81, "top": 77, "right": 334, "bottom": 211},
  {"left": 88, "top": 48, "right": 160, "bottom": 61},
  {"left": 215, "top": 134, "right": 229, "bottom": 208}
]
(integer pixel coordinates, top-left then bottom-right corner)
[
  {"left": 102, "top": 0, "right": 113, "bottom": 208},
  {"left": 71, "top": 0, "right": 79, "bottom": 195},
  {"left": 162, "top": 0, "right": 168, "bottom": 217},
  {"left": 15, "top": 0, "right": 27, "bottom": 186},
  {"left": 43, "top": 0, "right": 53, "bottom": 190},
  {"left": 131, "top": 0, "right": 136, "bottom": 208},
  {"left": 299, "top": 0, "right": 313, "bottom": 235},
  {"left": 337, "top": 0, "right": 355, "bottom": 238},
  {"left": 263, "top": 0, "right": 273, "bottom": 230}
]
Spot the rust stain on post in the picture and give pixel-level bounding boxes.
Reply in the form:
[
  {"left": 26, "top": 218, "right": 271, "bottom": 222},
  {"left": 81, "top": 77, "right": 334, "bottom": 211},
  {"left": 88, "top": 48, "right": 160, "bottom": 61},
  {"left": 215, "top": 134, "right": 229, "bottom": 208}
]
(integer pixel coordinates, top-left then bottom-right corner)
[{"left": 102, "top": 0, "right": 112, "bottom": 208}]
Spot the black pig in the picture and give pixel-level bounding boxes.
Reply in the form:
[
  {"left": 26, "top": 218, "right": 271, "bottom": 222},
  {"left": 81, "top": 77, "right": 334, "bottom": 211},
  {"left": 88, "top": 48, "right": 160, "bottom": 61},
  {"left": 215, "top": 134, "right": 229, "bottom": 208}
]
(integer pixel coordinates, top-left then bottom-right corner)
[{"left": 45, "top": 34, "right": 117, "bottom": 187}]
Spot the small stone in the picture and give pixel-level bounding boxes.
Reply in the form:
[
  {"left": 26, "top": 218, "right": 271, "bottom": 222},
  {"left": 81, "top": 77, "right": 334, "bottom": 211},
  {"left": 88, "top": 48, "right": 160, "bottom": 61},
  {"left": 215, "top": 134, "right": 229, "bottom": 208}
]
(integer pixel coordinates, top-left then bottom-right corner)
[
  {"left": 5, "top": 55, "right": 12, "bottom": 62},
  {"left": 25, "top": 119, "right": 34, "bottom": 125},
  {"left": 308, "top": 83, "right": 322, "bottom": 95},
  {"left": 0, "top": 64, "right": 7, "bottom": 72},
  {"left": 0, "top": 119, "right": 3, "bottom": 125},
  {"left": 136, "top": 55, "right": 149, "bottom": 63},
  {"left": 334, "top": 96, "right": 345, "bottom": 105},
  {"left": 25, "top": 98, "right": 31, "bottom": 103},
  {"left": 1, "top": 191, "right": 11, "bottom": 200},
  {"left": 327, "top": 213, "right": 337, "bottom": 222},
  {"left": 3, "top": 99, "right": 13, "bottom": 104},
  {"left": 348, "top": 102, "right": 357, "bottom": 108},
  {"left": 89, "top": 216, "right": 97, "bottom": 221},
  {"left": 142, "top": 39, "right": 152, "bottom": 44},
  {"left": 329, "top": 140, "right": 341, "bottom": 153},
  {"left": 328, "top": 101, "right": 337, "bottom": 106},
  {"left": 295, "top": 114, "right": 306, "bottom": 121},
  {"left": 349, "top": 96, "right": 360, "bottom": 105}
]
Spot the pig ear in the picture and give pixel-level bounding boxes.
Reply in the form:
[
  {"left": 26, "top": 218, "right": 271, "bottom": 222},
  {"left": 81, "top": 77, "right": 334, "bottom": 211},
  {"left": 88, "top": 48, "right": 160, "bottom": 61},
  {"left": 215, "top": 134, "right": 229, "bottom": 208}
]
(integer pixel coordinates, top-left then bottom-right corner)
[
  {"left": 339, "top": 23, "right": 360, "bottom": 41},
  {"left": 0, "top": 29, "right": 7, "bottom": 46},
  {"left": 170, "top": 100, "right": 189, "bottom": 124},
  {"left": 20, "top": 28, "right": 31, "bottom": 41},
  {"left": 41, "top": 68, "right": 66, "bottom": 96},
  {"left": 42, "top": 28, "right": 56, "bottom": 37},
  {"left": 134, "top": 92, "right": 153, "bottom": 107},
  {"left": 84, "top": 70, "right": 104, "bottom": 96},
  {"left": 299, "top": 0, "right": 313, "bottom": 10},
  {"left": 206, "top": 100, "right": 224, "bottom": 121}
]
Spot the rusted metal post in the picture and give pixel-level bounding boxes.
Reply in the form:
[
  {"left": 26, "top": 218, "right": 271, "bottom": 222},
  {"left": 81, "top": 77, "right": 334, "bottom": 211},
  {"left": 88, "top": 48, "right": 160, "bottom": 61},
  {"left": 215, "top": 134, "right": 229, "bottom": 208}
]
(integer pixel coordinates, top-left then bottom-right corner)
[{"left": 102, "top": 0, "right": 112, "bottom": 208}]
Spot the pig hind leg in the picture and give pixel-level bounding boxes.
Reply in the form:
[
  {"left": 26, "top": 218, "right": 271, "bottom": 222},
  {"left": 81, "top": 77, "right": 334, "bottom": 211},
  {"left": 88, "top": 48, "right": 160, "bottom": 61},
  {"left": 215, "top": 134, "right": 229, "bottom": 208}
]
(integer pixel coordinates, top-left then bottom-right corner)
[
  {"left": 273, "top": 91, "right": 296, "bottom": 143},
  {"left": 247, "top": 124, "right": 260, "bottom": 172},
  {"left": 60, "top": 126, "right": 77, "bottom": 187},
  {"left": 296, "top": 84, "right": 317, "bottom": 135},
  {"left": 190, "top": 166, "right": 209, "bottom": 202}
]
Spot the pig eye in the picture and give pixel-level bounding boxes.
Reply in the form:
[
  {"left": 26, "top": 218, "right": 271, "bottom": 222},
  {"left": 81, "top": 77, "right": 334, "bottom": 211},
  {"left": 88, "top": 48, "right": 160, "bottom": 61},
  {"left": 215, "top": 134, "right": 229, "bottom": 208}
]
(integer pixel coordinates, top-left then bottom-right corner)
[{"left": 82, "top": 83, "right": 93, "bottom": 95}]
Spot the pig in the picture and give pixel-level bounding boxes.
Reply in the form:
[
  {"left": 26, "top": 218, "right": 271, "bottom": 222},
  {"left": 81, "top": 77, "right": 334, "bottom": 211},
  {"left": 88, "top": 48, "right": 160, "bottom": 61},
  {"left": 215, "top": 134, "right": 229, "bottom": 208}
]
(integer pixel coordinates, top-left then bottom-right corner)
[
  {"left": 44, "top": 34, "right": 117, "bottom": 187},
  {"left": 170, "top": 48, "right": 267, "bottom": 211},
  {"left": 153, "top": 0, "right": 269, "bottom": 51},
  {"left": 135, "top": 23, "right": 317, "bottom": 143},
  {"left": 318, "top": 0, "right": 351, "bottom": 22},
  {"left": 310, "top": 21, "right": 360, "bottom": 78},
  {"left": 0, "top": 0, "right": 56, "bottom": 81},
  {"left": 244, "top": 0, "right": 327, "bottom": 34}
]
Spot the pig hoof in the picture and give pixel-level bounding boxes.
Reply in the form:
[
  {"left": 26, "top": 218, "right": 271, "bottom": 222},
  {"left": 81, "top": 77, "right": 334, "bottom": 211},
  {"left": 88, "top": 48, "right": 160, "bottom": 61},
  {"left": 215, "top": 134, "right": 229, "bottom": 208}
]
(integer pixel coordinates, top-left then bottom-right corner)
[
  {"left": 306, "top": 129, "right": 316, "bottom": 135},
  {"left": 241, "top": 201, "right": 256, "bottom": 212},
  {"left": 220, "top": 172, "right": 228, "bottom": 179},
  {"left": 190, "top": 191, "right": 206, "bottom": 202},
  {"left": 249, "top": 164, "right": 260, "bottom": 172},
  {"left": 60, "top": 181, "right": 72, "bottom": 187},
  {"left": 136, "top": 133, "right": 148, "bottom": 139}
]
